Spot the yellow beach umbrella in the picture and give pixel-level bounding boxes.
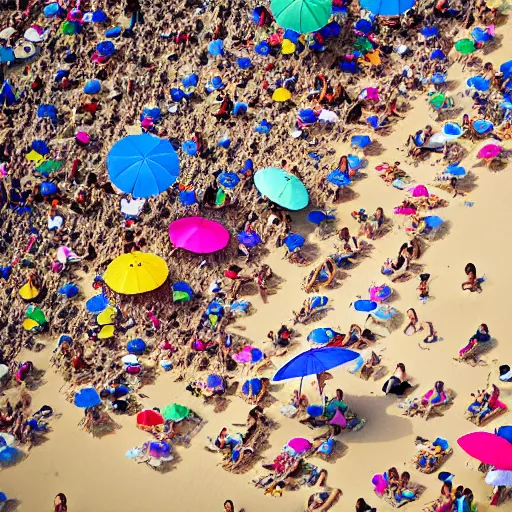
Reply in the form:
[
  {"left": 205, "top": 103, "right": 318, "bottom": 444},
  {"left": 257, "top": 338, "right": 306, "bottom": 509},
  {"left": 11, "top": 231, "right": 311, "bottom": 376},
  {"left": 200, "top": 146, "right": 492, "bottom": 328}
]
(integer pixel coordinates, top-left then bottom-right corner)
[
  {"left": 486, "top": 0, "right": 504, "bottom": 8},
  {"left": 98, "top": 325, "right": 115, "bottom": 339},
  {"left": 103, "top": 252, "right": 169, "bottom": 295},
  {"left": 23, "top": 318, "right": 39, "bottom": 331},
  {"left": 272, "top": 87, "right": 292, "bottom": 102},
  {"left": 97, "top": 305, "right": 117, "bottom": 326},
  {"left": 26, "top": 150, "right": 46, "bottom": 163},
  {"left": 281, "top": 39, "right": 296, "bottom": 55},
  {"left": 19, "top": 279, "right": 40, "bottom": 301}
]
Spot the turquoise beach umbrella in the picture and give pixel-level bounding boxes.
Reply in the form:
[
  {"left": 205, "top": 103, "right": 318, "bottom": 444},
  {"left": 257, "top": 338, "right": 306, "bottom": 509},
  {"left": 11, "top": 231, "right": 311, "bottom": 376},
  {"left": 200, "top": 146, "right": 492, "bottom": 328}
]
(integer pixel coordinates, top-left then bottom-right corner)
[
  {"left": 254, "top": 167, "right": 308, "bottom": 210},
  {"left": 270, "top": 0, "right": 331, "bottom": 34}
]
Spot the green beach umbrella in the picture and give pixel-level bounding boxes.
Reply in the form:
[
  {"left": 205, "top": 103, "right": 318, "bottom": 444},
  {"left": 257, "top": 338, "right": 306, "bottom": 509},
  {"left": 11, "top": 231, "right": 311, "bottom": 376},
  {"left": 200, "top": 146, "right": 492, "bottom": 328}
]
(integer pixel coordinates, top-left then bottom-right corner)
[
  {"left": 455, "top": 38, "right": 476, "bottom": 55},
  {"left": 162, "top": 404, "right": 190, "bottom": 422},
  {"left": 354, "top": 36, "right": 373, "bottom": 53},
  {"left": 36, "top": 160, "right": 63, "bottom": 175},
  {"left": 270, "top": 0, "right": 332, "bottom": 34},
  {"left": 254, "top": 167, "right": 309, "bottom": 210}
]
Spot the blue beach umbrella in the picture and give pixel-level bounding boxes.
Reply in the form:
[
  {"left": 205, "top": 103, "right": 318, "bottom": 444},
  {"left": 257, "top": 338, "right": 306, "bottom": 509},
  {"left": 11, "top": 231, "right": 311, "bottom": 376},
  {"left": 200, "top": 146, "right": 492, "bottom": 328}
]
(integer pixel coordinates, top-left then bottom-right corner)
[
  {"left": 0, "top": 446, "right": 25, "bottom": 468},
  {"left": 351, "top": 135, "right": 371, "bottom": 149},
  {"left": 218, "top": 171, "right": 240, "bottom": 188},
  {"left": 495, "top": 426, "right": 512, "bottom": 444},
  {"left": 91, "top": 10, "right": 108, "bottom": 22},
  {"left": 431, "top": 73, "right": 447, "bottom": 84},
  {"left": 273, "top": 346, "right": 359, "bottom": 393},
  {"left": 237, "top": 231, "right": 262, "bottom": 248},
  {"left": 353, "top": 299, "right": 378, "bottom": 312},
  {"left": 307, "top": 327, "right": 339, "bottom": 345},
  {"left": 501, "top": 60, "right": 512, "bottom": 79},
  {"left": 307, "top": 210, "right": 334, "bottom": 225},
  {"left": 420, "top": 26, "right": 438, "bottom": 38},
  {"left": 467, "top": 76, "right": 490, "bottom": 92},
  {"left": 444, "top": 163, "right": 466, "bottom": 176},
  {"left": 182, "top": 140, "right": 198, "bottom": 156},
  {"left": 360, "top": 0, "right": 416, "bottom": 16},
  {"left": 237, "top": 57, "right": 252, "bottom": 69},
  {"left": 473, "top": 119, "right": 494, "bottom": 135},
  {"left": 255, "top": 41, "right": 270, "bottom": 55},
  {"left": 340, "top": 60, "right": 360, "bottom": 73},
  {"left": 327, "top": 169, "right": 351, "bottom": 187},
  {"left": 96, "top": 41, "right": 115, "bottom": 57},
  {"left": 140, "top": 107, "right": 161, "bottom": 123},
  {"left": 182, "top": 73, "right": 199, "bottom": 89},
  {"left": 254, "top": 167, "right": 308, "bottom": 210},
  {"left": 310, "top": 296, "right": 328, "bottom": 309},
  {"left": 233, "top": 102, "right": 248, "bottom": 115},
  {"left": 32, "top": 140, "right": 49, "bottom": 156},
  {"left": 170, "top": 88, "right": 185, "bottom": 102},
  {"left": 430, "top": 49, "right": 446, "bottom": 61},
  {"left": 40, "top": 182, "right": 58, "bottom": 196},
  {"left": 107, "top": 134, "right": 180, "bottom": 198},
  {"left": 86, "top": 294, "right": 110, "bottom": 314},
  {"left": 355, "top": 19, "right": 372, "bottom": 34},
  {"left": 127, "top": 338, "right": 146, "bottom": 355},
  {"left": 283, "top": 233, "right": 305, "bottom": 252},
  {"left": 472, "top": 27, "right": 492, "bottom": 44},
  {"left": 84, "top": 79, "right": 101, "bottom": 94},
  {"left": 208, "top": 39, "right": 224, "bottom": 56},
  {"left": 74, "top": 388, "right": 102, "bottom": 408},
  {"left": 0, "top": 47, "right": 15, "bottom": 64},
  {"left": 37, "top": 104, "right": 57, "bottom": 121},
  {"left": 179, "top": 190, "right": 197, "bottom": 206},
  {"left": 43, "top": 3, "right": 61, "bottom": 17},
  {"left": 105, "top": 26, "right": 122, "bottom": 38},
  {"left": 58, "top": 283, "right": 79, "bottom": 298},
  {"left": 0, "top": 80, "right": 16, "bottom": 107},
  {"left": 423, "top": 216, "right": 444, "bottom": 232},
  {"left": 172, "top": 281, "right": 193, "bottom": 302}
]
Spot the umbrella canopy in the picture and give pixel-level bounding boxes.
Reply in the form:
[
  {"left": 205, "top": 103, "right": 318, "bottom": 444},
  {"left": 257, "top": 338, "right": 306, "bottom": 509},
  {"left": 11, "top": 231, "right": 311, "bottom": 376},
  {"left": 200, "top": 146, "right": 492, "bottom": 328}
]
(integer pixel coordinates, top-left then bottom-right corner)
[
  {"left": 496, "top": 426, "right": 512, "bottom": 443},
  {"left": 287, "top": 437, "right": 312, "bottom": 453},
  {"left": 327, "top": 169, "right": 351, "bottom": 187},
  {"left": 455, "top": 39, "right": 476, "bottom": 54},
  {"left": 272, "top": 87, "right": 292, "bottom": 102},
  {"left": 254, "top": 167, "right": 308, "bottom": 210},
  {"left": 137, "top": 409, "right": 164, "bottom": 427},
  {"left": 270, "top": 0, "right": 331, "bottom": 34},
  {"left": 283, "top": 233, "right": 305, "bottom": 252},
  {"left": 107, "top": 134, "right": 180, "bottom": 198},
  {"left": 478, "top": 144, "right": 502, "bottom": 159},
  {"left": 457, "top": 432, "right": 512, "bottom": 470},
  {"left": 169, "top": 217, "right": 230, "bottom": 254},
  {"left": 410, "top": 184, "right": 429, "bottom": 197},
  {"left": 351, "top": 135, "right": 371, "bottom": 148},
  {"left": 74, "top": 388, "right": 102, "bottom": 408},
  {"left": 172, "top": 281, "right": 193, "bottom": 302},
  {"left": 354, "top": 299, "right": 378, "bottom": 312},
  {"left": 307, "top": 210, "right": 335, "bottom": 225},
  {"left": 273, "top": 347, "right": 359, "bottom": 382},
  {"left": 467, "top": 76, "right": 490, "bottom": 91},
  {"left": 486, "top": 470, "right": 512, "bottom": 487},
  {"left": 86, "top": 294, "right": 109, "bottom": 313},
  {"left": 360, "top": 0, "right": 416, "bottom": 16},
  {"left": 103, "top": 252, "right": 169, "bottom": 295},
  {"left": 162, "top": 404, "right": 190, "bottom": 422},
  {"left": 218, "top": 171, "right": 240, "bottom": 188},
  {"left": 445, "top": 163, "right": 466, "bottom": 176},
  {"left": 238, "top": 230, "right": 262, "bottom": 248},
  {"left": 307, "top": 328, "right": 339, "bottom": 345},
  {"left": 233, "top": 346, "right": 264, "bottom": 364}
]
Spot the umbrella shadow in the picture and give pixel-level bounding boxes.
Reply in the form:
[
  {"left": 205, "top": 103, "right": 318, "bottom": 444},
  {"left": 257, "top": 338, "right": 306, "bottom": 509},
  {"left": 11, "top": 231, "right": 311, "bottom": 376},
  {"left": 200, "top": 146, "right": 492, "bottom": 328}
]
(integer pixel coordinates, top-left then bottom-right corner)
[
  {"left": 365, "top": 141, "right": 385, "bottom": 157},
  {"left": 482, "top": 34, "right": 503, "bottom": 55},
  {"left": 2, "top": 499, "right": 22, "bottom": 512},
  {"left": 342, "top": 394, "right": 414, "bottom": 443}
]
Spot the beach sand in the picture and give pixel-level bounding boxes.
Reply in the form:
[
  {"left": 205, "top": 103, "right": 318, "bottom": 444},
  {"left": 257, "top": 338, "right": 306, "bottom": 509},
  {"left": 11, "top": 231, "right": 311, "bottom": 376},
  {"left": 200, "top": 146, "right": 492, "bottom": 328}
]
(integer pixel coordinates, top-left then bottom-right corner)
[{"left": 3, "top": 12, "right": 512, "bottom": 512}]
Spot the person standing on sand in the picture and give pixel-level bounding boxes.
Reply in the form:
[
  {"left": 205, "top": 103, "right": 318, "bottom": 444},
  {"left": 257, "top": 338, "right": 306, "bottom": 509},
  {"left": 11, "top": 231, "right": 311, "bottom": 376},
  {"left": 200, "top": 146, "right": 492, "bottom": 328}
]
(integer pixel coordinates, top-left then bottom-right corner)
[{"left": 54, "top": 493, "right": 67, "bottom": 512}]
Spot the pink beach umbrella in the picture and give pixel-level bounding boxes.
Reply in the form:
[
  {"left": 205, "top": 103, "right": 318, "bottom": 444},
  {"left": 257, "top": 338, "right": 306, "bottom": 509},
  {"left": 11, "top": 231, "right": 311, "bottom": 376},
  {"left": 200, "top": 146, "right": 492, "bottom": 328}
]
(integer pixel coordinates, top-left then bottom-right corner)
[
  {"left": 410, "top": 184, "right": 429, "bottom": 197},
  {"left": 457, "top": 432, "right": 512, "bottom": 470},
  {"left": 287, "top": 437, "right": 312, "bottom": 453},
  {"left": 477, "top": 144, "right": 502, "bottom": 160},
  {"left": 393, "top": 206, "right": 417, "bottom": 216},
  {"left": 169, "top": 216, "right": 230, "bottom": 254},
  {"left": 232, "top": 345, "right": 265, "bottom": 364},
  {"left": 329, "top": 409, "right": 347, "bottom": 428}
]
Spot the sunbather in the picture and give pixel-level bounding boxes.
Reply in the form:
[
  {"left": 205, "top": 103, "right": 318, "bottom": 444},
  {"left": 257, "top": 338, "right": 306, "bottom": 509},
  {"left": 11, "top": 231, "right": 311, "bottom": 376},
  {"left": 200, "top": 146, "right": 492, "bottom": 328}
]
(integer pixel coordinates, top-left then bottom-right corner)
[
  {"left": 458, "top": 323, "right": 490, "bottom": 357},
  {"left": 462, "top": 262, "right": 482, "bottom": 292},
  {"left": 466, "top": 384, "right": 507, "bottom": 424},
  {"left": 382, "top": 363, "right": 414, "bottom": 396}
]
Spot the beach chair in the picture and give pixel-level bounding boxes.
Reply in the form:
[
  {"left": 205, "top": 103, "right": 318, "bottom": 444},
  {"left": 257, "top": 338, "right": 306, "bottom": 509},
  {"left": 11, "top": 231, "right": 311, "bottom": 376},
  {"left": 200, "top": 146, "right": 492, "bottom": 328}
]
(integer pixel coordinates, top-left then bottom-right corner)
[
  {"left": 428, "top": 93, "right": 456, "bottom": 121},
  {"left": 306, "top": 488, "right": 341, "bottom": 512},
  {"left": 420, "top": 216, "right": 444, "bottom": 241},
  {"left": 413, "top": 437, "right": 453, "bottom": 474}
]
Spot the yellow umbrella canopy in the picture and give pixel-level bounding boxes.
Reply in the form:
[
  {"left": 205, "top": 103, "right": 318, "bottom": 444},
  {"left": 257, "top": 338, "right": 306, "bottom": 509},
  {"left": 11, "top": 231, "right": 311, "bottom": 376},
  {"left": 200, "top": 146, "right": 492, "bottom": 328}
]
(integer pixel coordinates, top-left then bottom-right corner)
[
  {"left": 272, "top": 87, "right": 292, "bottom": 102},
  {"left": 103, "top": 252, "right": 169, "bottom": 295}
]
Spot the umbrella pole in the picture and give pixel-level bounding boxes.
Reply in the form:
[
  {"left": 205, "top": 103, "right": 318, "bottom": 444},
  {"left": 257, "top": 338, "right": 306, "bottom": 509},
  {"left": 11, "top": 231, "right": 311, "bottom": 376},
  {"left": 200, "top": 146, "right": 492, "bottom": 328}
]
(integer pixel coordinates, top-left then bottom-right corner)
[{"left": 299, "top": 376, "right": 304, "bottom": 396}]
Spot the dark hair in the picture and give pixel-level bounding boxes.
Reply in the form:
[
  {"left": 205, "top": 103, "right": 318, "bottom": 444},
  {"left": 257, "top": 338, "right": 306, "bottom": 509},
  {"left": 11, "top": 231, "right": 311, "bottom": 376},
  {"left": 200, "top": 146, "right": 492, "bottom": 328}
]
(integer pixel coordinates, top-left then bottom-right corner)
[
  {"left": 224, "top": 500, "right": 234, "bottom": 509},
  {"left": 356, "top": 498, "right": 370, "bottom": 511},
  {"left": 450, "top": 177, "right": 457, "bottom": 188},
  {"left": 376, "top": 207, "right": 384, "bottom": 217},
  {"left": 401, "top": 471, "right": 410, "bottom": 483},
  {"left": 465, "top": 263, "right": 476, "bottom": 275},
  {"left": 339, "top": 155, "right": 348, "bottom": 172},
  {"left": 398, "top": 242, "right": 408, "bottom": 257},
  {"left": 388, "top": 467, "right": 399, "bottom": 479},
  {"left": 336, "top": 388, "right": 343, "bottom": 399},
  {"left": 407, "top": 308, "right": 418, "bottom": 322},
  {"left": 442, "top": 482, "right": 453, "bottom": 495},
  {"left": 340, "top": 227, "right": 350, "bottom": 240},
  {"left": 397, "top": 363, "right": 406, "bottom": 372},
  {"left": 435, "top": 381, "right": 445, "bottom": 393},
  {"left": 480, "top": 323, "right": 489, "bottom": 333},
  {"left": 464, "top": 488, "right": 474, "bottom": 505},
  {"left": 55, "top": 494, "right": 67, "bottom": 511}
]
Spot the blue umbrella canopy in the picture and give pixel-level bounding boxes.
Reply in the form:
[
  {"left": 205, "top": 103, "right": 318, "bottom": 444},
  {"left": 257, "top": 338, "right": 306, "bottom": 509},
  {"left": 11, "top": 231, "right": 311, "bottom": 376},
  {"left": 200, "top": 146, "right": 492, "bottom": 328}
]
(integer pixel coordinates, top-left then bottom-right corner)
[
  {"left": 283, "top": 233, "right": 305, "bottom": 251},
  {"left": 182, "top": 140, "right": 198, "bottom": 156},
  {"left": 86, "top": 293, "right": 109, "bottom": 313},
  {"left": 420, "top": 26, "right": 438, "bottom": 38},
  {"left": 500, "top": 60, "right": 512, "bottom": 79},
  {"left": 237, "top": 231, "right": 262, "bottom": 248},
  {"left": 351, "top": 135, "right": 371, "bottom": 148},
  {"left": 310, "top": 296, "right": 328, "bottom": 309},
  {"left": 32, "top": 140, "right": 49, "bottom": 156},
  {"left": 273, "top": 347, "right": 359, "bottom": 381},
  {"left": 74, "top": 388, "right": 102, "bottom": 408},
  {"left": 327, "top": 169, "right": 351, "bottom": 187},
  {"left": 84, "top": 79, "right": 101, "bottom": 94},
  {"left": 208, "top": 39, "right": 224, "bottom": 56},
  {"left": 218, "top": 171, "right": 240, "bottom": 188},
  {"left": 360, "top": 0, "right": 416, "bottom": 16},
  {"left": 444, "top": 163, "right": 466, "bottom": 176},
  {"left": 467, "top": 76, "right": 490, "bottom": 92},
  {"left": 423, "top": 216, "right": 444, "bottom": 230},
  {"left": 353, "top": 299, "right": 378, "bottom": 312},
  {"left": 127, "top": 338, "right": 146, "bottom": 354},
  {"left": 107, "top": 134, "right": 180, "bottom": 198},
  {"left": 495, "top": 426, "right": 512, "bottom": 444},
  {"left": 96, "top": 41, "right": 115, "bottom": 57},
  {"left": 172, "top": 281, "right": 193, "bottom": 302},
  {"left": 307, "top": 210, "right": 335, "bottom": 225},
  {"left": 307, "top": 327, "right": 339, "bottom": 344}
]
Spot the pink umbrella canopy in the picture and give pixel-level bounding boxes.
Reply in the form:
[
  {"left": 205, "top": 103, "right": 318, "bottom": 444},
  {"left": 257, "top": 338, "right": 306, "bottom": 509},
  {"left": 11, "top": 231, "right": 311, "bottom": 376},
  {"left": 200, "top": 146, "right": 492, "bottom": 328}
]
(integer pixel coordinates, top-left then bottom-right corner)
[
  {"left": 410, "top": 184, "right": 429, "bottom": 197},
  {"left": 457, "top": 432, "right": 512, "bottom": 470},
  {"left": 287, "top": 437, "right": 312, "bottom": 453},
  {"left": 169, "top": 216, "right": 230, "bottom": 254},
  {"left": 477, "top": 144, "right": 502, "bottom": 159},
  {"left": 393, "top": 206, "right": 417, "bottom": 216}
]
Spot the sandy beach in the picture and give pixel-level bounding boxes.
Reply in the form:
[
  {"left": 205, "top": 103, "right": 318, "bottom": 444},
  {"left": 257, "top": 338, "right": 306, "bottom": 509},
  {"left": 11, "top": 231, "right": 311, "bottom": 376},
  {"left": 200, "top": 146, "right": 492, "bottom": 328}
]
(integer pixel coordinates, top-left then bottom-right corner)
[{"left": 1, "top": 1, "right": 512, "bottom": 512}]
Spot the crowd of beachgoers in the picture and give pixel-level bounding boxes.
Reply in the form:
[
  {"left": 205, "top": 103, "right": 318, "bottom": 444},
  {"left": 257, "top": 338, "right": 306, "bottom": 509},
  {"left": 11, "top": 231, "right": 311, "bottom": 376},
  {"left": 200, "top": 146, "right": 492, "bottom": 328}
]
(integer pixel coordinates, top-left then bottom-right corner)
[{"left": 1, "top": 0, "right": 512, "bottom": 510}]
